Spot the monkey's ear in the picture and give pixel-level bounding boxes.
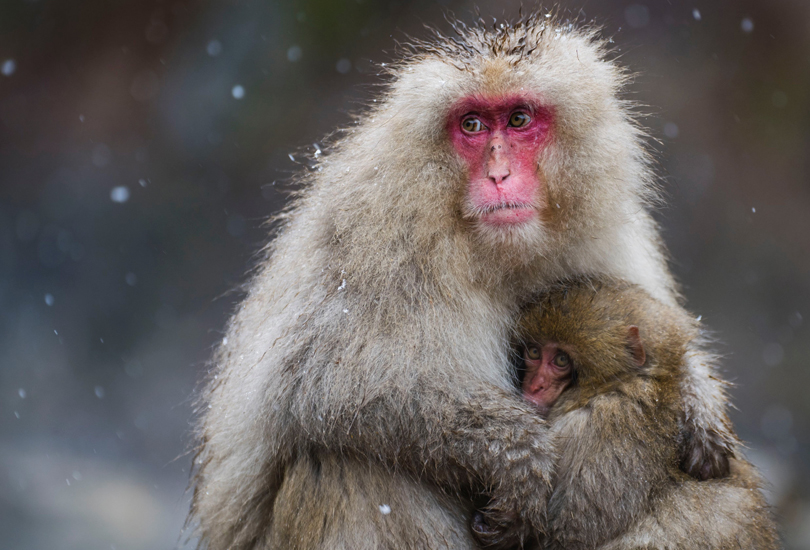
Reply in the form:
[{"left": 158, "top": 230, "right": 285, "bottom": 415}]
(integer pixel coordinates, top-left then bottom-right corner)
[{"left": 626, "top": 325, "right": 646, "bottom": 367}]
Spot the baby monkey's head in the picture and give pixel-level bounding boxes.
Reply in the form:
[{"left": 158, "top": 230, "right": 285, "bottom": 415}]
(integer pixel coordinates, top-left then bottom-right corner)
[{"left": 515, "top": 278, "right": 697, "bottom": 416}]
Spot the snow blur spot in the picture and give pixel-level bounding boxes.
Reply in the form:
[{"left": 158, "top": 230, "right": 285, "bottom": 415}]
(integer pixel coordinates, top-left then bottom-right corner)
[
  {"left": 138, "top": 178, "right": 148, "bottom": 187},
  {"left": 664, "top": 122, "right": 679, "bottom": 139},
  {"left": 110, "top": 186, "right": 130, "bottom": 203},
  {"left": 751, "top": 207, "right": 756, "bottom": 213},
  {"left": 343, "top": 309, "right": 349, "bottom": 314},
  {"left": 125, "top": 272, "right": 138, "bottom": 286},
  {"left": 14, "top": 411, "right": 20, "bottom": 419},
  {"left": 696, "top": 315, "right": 702, "bottom": 322},
  {"left": 18, "top": 388, "right": 26, "bottom": 399},
  {"left": 222, "top": 337, "right": 228, "bottom": 346},
  {"left": 379, "top": 504, "right": 391, "bottom": 515},
  {"left": 94, "top": 386, "right": 105, "bottom": 399},
  {"left": 762, "top": 342, "right": 784, "bottom": 367},
  {"left": 227, "top": 214, "right": 246, "bottom": 237},
  {"left": 1, "top": 59, "right": 16, "bottom": 76},
  {"left": 72, "top": 471, "right": 82, "bottom": 481},
  {"left": 336, "top": 58, "right": 352, "bottom": 74},
  {"left": 79, "top": 114, "right": 85, "bottom": 123},
  {"left": 692, "top": 9, "right": 701, "bottom": 21},
  {"left": 741, "top": 18, "right": 754, "bottom": 33},
  {"left": 232, "top": 85, "right": 245, "bottom": 99},
  {"left": 624, "top": 5, "right": 650, "bottom": 29},
  {"left": 207, "top": 40, "right": 223, "bottom": 57},
  {"left": 287, "top": 45, "right": 302, "bottom": 62},
  {"left": 44, "top": 293, "right": 55, "bottom": 306}
]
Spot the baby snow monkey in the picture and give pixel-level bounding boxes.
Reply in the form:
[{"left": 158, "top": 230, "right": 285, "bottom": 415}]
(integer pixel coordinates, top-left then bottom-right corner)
[{"left": 473, "top": 278, "right": 780, "bottom": 550}]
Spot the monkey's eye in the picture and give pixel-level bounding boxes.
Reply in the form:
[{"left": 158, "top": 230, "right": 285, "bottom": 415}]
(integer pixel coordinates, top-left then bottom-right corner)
[
  {"left": 508, "top": 112, "right": 531, "bottom": 128},
  {"left": 552, "top": 352, "right": 571, "bottom": 369},
  {"left": 525, "top": 346, "right": 542, "bottom": 360},
  {"left": 461, "top": 117, "right": 486, "bottom": 133}
]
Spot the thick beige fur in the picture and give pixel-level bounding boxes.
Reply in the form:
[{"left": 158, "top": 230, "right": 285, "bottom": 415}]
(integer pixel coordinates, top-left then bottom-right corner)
[{"left": 190, "top": 15, "right": 736, "bottom": 549}]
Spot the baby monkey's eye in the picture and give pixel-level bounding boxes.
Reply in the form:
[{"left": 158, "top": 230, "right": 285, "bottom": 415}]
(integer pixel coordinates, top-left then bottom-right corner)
[
  {"left": 525, "top": 346, "right": 542, "bottom": 360},
  {"left": 461, "top": 117, "right": 485, "bottom": 133},
  {"left": 552, "top": 352, "right": 571, "bottom": 368},
  {"left": 508, "top": 112, "right": 531, "bottom": 128}
]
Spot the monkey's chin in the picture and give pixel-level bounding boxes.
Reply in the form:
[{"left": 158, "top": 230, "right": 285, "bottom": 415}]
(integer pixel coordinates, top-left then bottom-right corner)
[{"left": 471, "top": 215, "right": 550, "bottom": 269}]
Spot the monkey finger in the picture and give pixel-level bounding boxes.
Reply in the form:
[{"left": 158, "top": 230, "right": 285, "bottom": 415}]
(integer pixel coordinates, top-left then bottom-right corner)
[{"left": 471, "top": 511, "right": 498, "bottom": 537}]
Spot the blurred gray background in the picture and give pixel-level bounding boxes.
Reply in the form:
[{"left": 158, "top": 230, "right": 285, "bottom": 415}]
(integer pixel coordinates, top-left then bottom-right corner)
[{"left": 0, "top": 0, "right": 808, "bottom": 548}]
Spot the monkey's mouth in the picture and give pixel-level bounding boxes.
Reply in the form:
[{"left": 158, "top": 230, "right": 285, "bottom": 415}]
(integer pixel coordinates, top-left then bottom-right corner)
[{"left": 475, "top": 202, "right": 537, "bottom": 226}]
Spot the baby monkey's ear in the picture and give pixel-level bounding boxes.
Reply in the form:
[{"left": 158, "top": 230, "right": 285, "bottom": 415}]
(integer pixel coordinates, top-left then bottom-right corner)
[{"left": 626, "top": 326, "right": 646, "bottom": 367}]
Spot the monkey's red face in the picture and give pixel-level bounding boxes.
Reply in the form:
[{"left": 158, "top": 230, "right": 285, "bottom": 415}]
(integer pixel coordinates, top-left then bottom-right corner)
[
  {"left": 521, "top": 343, "right": 573, "bottom": 415},
  {"left": 448, "top": 95, "right": 553, "bottom": 227}
]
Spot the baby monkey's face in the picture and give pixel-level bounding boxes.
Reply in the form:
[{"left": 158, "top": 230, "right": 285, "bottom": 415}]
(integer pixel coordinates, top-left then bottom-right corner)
[{"left": 521, "top": 342, "right": 574, "bottom": 415}]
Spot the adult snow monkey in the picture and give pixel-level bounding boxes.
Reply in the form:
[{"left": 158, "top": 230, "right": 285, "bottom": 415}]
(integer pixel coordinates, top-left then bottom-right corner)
[{"left": 190, "top": 14, "right": 736, "bottom": 550}]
